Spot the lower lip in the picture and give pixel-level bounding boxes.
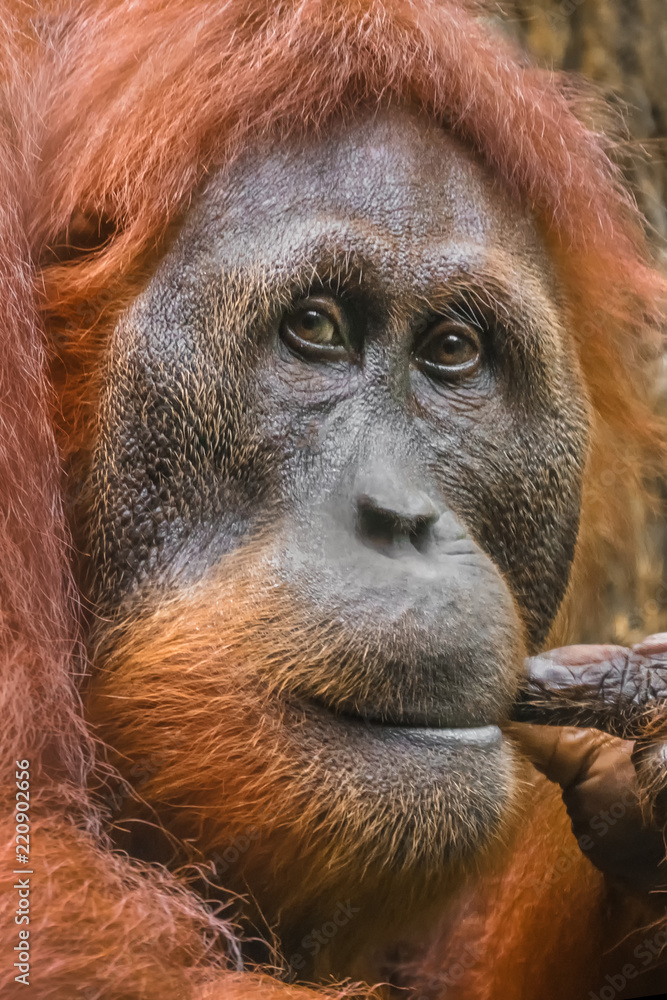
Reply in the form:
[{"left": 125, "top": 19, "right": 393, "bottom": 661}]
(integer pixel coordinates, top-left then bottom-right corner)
[
  {"left": 364, "top": 723, "right": 503, "bottom": 748},
  {"left": 297, "top": 700, "right": 503, "bottom": 749}
]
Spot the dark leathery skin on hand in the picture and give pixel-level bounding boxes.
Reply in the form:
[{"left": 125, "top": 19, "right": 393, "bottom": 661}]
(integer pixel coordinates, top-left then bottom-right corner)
[{"left": 511, "top": 633, "right": 667, "bottom": 739}]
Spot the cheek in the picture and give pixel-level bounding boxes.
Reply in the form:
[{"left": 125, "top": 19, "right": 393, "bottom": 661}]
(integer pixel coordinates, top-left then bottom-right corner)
[
  {"left": 86, "top": 349, "right": 277, "bottom": 605},
  {"left": 428, "top": 399, "right": 588, "bottom": 649}
]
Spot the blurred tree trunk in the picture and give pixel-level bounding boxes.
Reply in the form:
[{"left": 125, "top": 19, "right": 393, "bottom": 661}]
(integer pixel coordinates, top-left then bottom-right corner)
[{"left": 504, "top": 0, "right": 667, "bottom": 242}]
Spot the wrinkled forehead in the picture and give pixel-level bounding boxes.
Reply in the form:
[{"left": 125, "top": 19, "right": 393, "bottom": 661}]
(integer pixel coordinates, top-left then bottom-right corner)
[{"left": 181, "top": 105, "right": 550, "bottom": 287}]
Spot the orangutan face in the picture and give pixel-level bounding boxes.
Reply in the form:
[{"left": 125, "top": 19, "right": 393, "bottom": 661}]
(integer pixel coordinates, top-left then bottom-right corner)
[{"left": 87, "top": 106, "right": 588, "bottom": 940}]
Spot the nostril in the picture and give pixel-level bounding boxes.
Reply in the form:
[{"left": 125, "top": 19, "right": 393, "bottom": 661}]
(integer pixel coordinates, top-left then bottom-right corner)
[
  {"left": 356, "top": 496, "right": 436, "bottom": 556},
  {"left": 409, "top": 517, "right": 434, "bottom": 554},
  {"left": 357, "top": 503, "right": 400, "bottom": 552}
]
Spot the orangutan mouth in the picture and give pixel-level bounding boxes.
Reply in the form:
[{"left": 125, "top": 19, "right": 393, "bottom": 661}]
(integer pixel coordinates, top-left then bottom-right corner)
[{"left": 301, "top": 697, "right": 503, "bottom": 748}]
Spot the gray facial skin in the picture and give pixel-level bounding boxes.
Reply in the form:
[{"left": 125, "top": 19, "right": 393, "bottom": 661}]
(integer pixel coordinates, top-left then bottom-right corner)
[{"left": 88, "top": 106, "right": 589, "bottom": 908}]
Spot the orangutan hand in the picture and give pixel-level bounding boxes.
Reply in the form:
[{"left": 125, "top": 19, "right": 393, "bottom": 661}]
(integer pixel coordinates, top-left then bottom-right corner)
[{"left": 510, "top": 634, "right": 667, "bottom": 896}]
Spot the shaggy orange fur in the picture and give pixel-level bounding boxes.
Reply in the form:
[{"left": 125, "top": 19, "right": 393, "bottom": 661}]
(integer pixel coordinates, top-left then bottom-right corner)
[{"left": 1, "top": 1, "right": 665, "bottom": 998}]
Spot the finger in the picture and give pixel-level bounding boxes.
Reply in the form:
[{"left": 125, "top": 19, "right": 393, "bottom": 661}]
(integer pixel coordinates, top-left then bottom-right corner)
[
  {"left": 511, "top": 633, "right": 667, "bottom": 738},
  {"left": 507, "top": 722, "right": 619, "bottom": 787},
  {"left": 509, "top": 722, "right": 667, "bottom": 891}
]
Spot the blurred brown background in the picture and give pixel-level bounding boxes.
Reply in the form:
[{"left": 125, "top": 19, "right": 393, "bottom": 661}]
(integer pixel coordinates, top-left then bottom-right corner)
[
  {"left": 504, "top": 1, "right": 667, "bottom": 643},
  {"left": 504, "top": 0, "right": 667, "bottom": 243}
]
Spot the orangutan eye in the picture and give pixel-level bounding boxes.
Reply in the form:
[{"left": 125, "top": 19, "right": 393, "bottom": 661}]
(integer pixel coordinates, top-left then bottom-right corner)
[
  {"left": 280, "top": 297, "right": 350, "bottom": 360},
  {"left": 415, "top": 321, "right": 482, "bottom": 380}
]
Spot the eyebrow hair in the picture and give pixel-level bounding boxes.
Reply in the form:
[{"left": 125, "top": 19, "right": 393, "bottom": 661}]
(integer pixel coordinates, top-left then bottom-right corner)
[
  {"left": 260, "top": 245, "right": 375, "bottom": 319},
  {"left": 416, "top": 257, "right": 563, "bottom": 342},
  {"left": 254, "top": 231, "right": 561, "bottom": 345},
  {"left": 418, "top": 280, "right": 510, "bottom": 326}
]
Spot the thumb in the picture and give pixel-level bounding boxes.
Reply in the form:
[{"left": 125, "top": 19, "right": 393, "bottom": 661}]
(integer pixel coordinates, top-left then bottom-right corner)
[{"left": 507, "top": 722, "right": 624, "bottom": 789}]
